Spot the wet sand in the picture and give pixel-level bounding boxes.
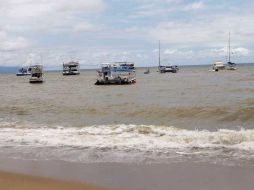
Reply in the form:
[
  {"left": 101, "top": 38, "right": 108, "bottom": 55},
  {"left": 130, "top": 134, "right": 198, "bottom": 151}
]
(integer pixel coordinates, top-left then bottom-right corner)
[
  {"left": 0, "top": 170, "right": 109, "bottom": 190},
  {"left": 0, "top": 157, "right": 254, "bottom": 190}
]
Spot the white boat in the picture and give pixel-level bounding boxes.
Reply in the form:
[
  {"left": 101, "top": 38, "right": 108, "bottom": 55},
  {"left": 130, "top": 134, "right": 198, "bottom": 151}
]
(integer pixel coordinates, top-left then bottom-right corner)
[
  {"left": 95, "top": 62, "right": 136, "bottom": 85},
  {"left": 211, "top": 60, "right": 226, "bottom": 71},
  {"left": 16, "top": 66, "right": 31, "bottom": 76},
  {"left": 63, "top": 61, "right": 80, "bottom": 75},
  {"left": 157, "top": 41, "right": 179, "bottom": 73},
  {"left": 226, "top": 32, "right": 237, "bottom": 70},
  {"left": 29, "top": 65, "right": 44, "bottom": 83}
]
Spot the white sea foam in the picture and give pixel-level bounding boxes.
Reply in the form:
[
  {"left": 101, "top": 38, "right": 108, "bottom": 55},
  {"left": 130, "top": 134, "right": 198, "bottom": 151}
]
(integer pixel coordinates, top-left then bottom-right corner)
[{"left": 0, "top": 123, "right": 254, "bottom": 152}]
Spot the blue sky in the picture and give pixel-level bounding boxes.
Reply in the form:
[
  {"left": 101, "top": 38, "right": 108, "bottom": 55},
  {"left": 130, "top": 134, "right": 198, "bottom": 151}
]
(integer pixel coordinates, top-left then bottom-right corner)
[{"left": 0, "top": 0, "right": 253, "bottom": 69}]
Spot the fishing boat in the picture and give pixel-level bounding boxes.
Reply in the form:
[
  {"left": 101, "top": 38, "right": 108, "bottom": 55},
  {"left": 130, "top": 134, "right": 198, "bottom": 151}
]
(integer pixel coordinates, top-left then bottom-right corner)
[
  {"left": 157, "top": 41, "right": 179, "bottom": 73},
  {"left": 16, "top": 66, "right": 31, "bottom": 76},
  {"left": 144, "top": 68, "right": 150, "bottom": 74},
  {"left": 29, "top": 65, "right": 44, "bottom": 83},
  {"left": 95, "top": 62, "right": 136, "bottom": 85},
  {"left": 63, "top": 61, "right": 80, "bottom": 75},
  {"left": 226, "top": 32, "right": 237, "bottom": 70}
]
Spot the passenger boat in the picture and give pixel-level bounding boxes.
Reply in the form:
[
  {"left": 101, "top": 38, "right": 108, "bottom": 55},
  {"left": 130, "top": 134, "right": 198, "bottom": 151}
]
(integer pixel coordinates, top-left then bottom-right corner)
[
  {"left": 29, "top": 65, "right": 44, "bottom": 83},
  {"left": 63, "top": 61, "right": 80, "bottom": 75},
  {"left": 16, "top": 67, "right": 31, "bottom": 76},
  {"left": 95, "top": 62, "right": 136, "bottom": 85}
]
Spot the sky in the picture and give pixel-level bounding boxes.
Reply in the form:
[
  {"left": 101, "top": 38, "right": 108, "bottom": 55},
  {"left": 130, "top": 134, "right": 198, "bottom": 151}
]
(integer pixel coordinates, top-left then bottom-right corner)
[{"left": 0, "top": 0, "right": 254, "bottom": 69}]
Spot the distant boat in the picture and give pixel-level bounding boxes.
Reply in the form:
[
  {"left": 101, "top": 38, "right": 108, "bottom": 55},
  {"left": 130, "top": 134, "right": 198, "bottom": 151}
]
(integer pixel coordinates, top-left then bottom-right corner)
[
  {"left": 95, "top": 62, "right": 136, "bottom": 85},
  {"left": 16, "top": 66, "right": 31, "bottom": 76},
  {"left": 226, "top": 32, "right": 237, "bottom": 70},
  {"left": 157, "top": 41, "right": 179, "bottom": 73},
  {"left": 144, "top": 68, "right": 150, "bottom": 74},
  {"left": 211, "top": 60, "right": 226, "bottom": 71},
  {"left": 29, "top": 65, "right": 44, "bottom": 83},
  {"left": 63, "top": 61, "right": 80, "bottom": 75}
]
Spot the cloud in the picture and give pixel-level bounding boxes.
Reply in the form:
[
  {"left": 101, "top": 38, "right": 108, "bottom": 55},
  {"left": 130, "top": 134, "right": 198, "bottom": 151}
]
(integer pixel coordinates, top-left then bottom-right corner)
[
  {"left": 184, "top": 1, "right": 205, "bottom": 11},
  {"left": 0, "top": 31, "right": 29, "bottom": 51},
  {"left": 0, "top": 0, "right": 105, "bottom": 33},
  {"left": 148, "top": 13, "right": 254, "bottom": 47},
  {"left": 73, "top": 22, "right": 98, "bottom": 33}
]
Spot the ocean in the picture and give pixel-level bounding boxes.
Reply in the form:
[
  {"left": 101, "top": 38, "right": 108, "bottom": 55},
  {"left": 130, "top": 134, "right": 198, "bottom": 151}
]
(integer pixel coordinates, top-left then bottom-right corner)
[{"left": 0, "top": 65, "right": 254, "bottom": 165}]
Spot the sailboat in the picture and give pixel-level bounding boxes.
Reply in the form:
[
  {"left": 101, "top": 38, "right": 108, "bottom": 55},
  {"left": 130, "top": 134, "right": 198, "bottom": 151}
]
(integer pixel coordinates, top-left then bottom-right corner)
[
  {"left": 158, "top": 41, "right": 179, "bottom": 73},
  {"left": 226, "top": 32, "right": 237, "bottom": 70}
]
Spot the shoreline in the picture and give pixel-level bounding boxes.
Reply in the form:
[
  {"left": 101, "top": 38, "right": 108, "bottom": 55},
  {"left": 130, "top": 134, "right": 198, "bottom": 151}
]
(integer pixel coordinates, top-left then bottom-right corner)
[{"left": 0, "top": 157, "right": 254, "bottom": 190}]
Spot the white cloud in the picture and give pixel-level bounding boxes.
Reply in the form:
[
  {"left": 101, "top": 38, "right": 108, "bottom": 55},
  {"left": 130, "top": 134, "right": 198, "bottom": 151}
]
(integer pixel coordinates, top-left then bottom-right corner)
[
  {"left": 73, "top": 22, "right": 98, "bottom": 33},
  {"left": 148, "top": 14, "right": 254, "bottom": 47},
  {"left": 0, "top": 0, "right": 105, "bottom": 33},
  {"left": 184, "top": 1, "right": 205, "bottom": 11},
  {"left": 0, "top": 31, "right": 29, "bottom": 51}
]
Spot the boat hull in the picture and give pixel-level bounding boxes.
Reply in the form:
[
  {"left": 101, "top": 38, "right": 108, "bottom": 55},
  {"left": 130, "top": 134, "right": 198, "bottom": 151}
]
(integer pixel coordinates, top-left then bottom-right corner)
[
  {"left": 16, "top": 73, "right": 31, "bottom": 76},
  {"left": 95, "top": 79, "right": 136, "bottom": 85}
]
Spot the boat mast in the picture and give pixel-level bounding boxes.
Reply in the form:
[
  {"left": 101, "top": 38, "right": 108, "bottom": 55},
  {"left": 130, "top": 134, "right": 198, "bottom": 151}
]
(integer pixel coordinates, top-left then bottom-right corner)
[
  {"left": 228, "top": 32, "right": 231, "bottom": 63},
  {"left": 158, "top": 40, "right": 161, "bottom": 68}
]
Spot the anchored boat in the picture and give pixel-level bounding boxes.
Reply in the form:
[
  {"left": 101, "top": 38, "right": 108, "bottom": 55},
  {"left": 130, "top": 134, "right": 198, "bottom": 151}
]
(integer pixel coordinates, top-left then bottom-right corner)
[
  {"left": 63, "top": 61, "right": 80, "bottom": 75},
  {"left": 29, "top": 65, "right": 44, "bottom": 83},
  {"left": 157, "top": 41, "right": 179, "bottom": 73},
  {"left": 211, "top": 60, "right": 226, "bottom": 71},
  {"left": 226, "top": 32, "right": 237, "bottom": 70},
  {"left": 144, "top": 68, "right": 150, "bottom": 74},
  {"left": 16, "top": 66, "right": 31, "bottom": 76},
  {"left": 95, "top": 62, "right": 136, "bottom": 85}
]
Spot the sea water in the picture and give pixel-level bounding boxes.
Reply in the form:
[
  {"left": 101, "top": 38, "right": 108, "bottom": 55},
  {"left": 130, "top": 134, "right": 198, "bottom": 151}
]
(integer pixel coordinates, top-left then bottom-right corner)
[{"left": 0, "top": 65, "right": 254, "bottom": 165}]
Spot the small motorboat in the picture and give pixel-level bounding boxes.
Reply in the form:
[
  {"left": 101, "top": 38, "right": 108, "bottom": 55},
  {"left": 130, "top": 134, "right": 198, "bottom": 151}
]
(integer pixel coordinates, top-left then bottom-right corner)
[{"left": 144, "top": 68, "right": 150, "bottom": 74}]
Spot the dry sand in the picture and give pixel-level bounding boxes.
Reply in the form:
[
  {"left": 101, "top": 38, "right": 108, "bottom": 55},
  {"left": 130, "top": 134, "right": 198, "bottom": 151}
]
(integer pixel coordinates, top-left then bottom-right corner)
[{"left": 0, "top": 170, "right": 109, "bottom": 190}]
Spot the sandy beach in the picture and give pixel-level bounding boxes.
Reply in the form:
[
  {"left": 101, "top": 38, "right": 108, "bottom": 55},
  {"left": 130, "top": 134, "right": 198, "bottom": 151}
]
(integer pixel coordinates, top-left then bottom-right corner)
[
  {"left": 0, "top": 156, "right": 254, "bottom": 190},
  {"left": 0, "top": 170, "right": 109, "bottom": 190}
]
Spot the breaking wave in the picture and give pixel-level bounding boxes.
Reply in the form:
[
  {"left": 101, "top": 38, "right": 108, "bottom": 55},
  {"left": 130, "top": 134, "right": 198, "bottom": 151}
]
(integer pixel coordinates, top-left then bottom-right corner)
[{"left": 1, "top": 122, "right": 254, "bottom": 164}]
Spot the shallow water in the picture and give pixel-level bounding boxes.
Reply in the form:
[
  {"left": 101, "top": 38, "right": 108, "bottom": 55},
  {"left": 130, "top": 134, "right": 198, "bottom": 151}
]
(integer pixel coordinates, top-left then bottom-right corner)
[{"left": 0, "top": 65, "right": 254, "bottom": 165}]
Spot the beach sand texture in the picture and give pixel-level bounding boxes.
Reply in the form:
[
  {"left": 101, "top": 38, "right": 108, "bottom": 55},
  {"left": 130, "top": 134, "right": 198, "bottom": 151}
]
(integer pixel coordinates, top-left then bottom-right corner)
[{"left": 0, "top": 170, "right": 110, "bottom": 190}]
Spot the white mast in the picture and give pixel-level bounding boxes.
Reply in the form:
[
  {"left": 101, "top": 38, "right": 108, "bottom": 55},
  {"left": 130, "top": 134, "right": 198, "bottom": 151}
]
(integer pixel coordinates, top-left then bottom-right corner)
[{"left": 158, "top": 40, "right": 161, "bottom": 68}]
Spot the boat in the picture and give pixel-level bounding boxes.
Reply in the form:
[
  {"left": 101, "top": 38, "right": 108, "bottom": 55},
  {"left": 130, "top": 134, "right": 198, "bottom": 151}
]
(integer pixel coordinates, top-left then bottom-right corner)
[
  {"left": 157, "top": 41, "right": 179, "bottom": 73},
  {"left": 63, "top": 61, "right": 80, "bottom": 75},
  {"left": 95, "top": 62, "right": 136, "bottom": 85},
  {"left": 16, "top": 67, "right": 31, "bottom": 76},
  {"left": 29, "top": 65, "right": 44, "bottom": 83},
  {"left": 226, "top": 32, "right": 237, "bottom": 70},
  {"left": 211, "top": 60, "right": 225, "bottom": 71},
  {"left": 144, "top": 68, "right": 150, "bottom": 74},
  {"left": 159, "top": 65, "right": 179, "bottom": 73}
]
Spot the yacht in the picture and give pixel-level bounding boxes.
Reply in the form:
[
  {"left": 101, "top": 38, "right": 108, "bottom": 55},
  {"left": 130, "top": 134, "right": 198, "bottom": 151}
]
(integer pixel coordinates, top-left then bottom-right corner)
[
  {"left": 95, "top": 62, "right": 136, "bottom": 85},
  {"left": 63, "top": 61, "right": 80, "bottom": 75},
  {"left": 157, "top": 41, "right": 179, "bottom": 73},
  {"left": 29, "top": 65, "right": 44, "bottom": 83},
  {"left": 211, "top": 60, "right": 226, "bottom": 71},
  {"left": 16, "top": 66, "right": 31, "bottom": 76},
  {"left": 226, "top": 32, "right": 237, "bottom": 70}
]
